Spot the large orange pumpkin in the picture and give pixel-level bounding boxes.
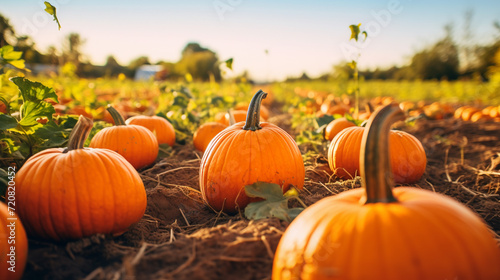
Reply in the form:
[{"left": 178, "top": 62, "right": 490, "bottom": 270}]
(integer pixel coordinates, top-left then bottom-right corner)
[
  {"left": 0, "top": 202, "right": 28, "bottom": 280},
  {"left": 15, "top": 116, "right": 147, "bottom": 240},
  {"left": 200, "top": 90, "right": 305, "bottom": 213},
  {"left": 193, "top": 122, "right": 228, "bottom": 152},
  {"left": 125, "top": 115, "right": 176, "bottom": 147},
  {"left": 328, "top": 107, "right": 426, "bottom": 184},
  {"left": 273, "top": 103, "right": 500, "bottom": 280},
  {"left": 90, "top": 106, "right": 158, "bottom": 169}
]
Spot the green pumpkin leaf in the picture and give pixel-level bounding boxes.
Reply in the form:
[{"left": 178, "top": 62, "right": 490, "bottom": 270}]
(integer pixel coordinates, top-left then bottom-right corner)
[
  {"left": 349, "top": 23, "right": 361, "bottom": 41},
  {"left": 0, "top": 114, "right": 18, "bottom": 130},
  {"left": 0, "top": 45, "right": 27, "bottom": 70},
  {"left": 244, "top": 182, "right": 305, "bottom": 222},
  {"left": 19, "top": 101, "right": 55, "bottom": 127},
  {"left": 225, "top": 58, "right": 233, "bottom": 70},
  {"left": 10, "top": 77, "right": 59, "bottom": 103},
  {"left": 44, "top": 1, "right": 61, "bottom": 30}
]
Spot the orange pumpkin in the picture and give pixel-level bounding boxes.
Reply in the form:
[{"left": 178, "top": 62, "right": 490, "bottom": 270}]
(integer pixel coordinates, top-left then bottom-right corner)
[
  {"left": 125, "top": 115, "right": 176, "bottom": 147},
  {"left": 273, "top": 103, "right": 500, "bottom": 280},
  {"left": 324, "top": 117, "right": 356, "bottom": 141},
  {"left": 90, "top": 106, "right": 158, "bottom": 169},
  {"left": 14, "top": 116, "right": 147, "bottom": 240},
  {"left": 328, "top": 104, "right": 426, "bottom": 184},
  {"left": 0, "top": 202, "right": 28, "bottom": 280},
  {"left": 200, "top": 90, "right": 305, "bottom": 213},
  {"left": 215, "top": 109, "right": 266, "bottom": 126},
  {"left": 234, "top": 103, "right": 270, "bottom": 120},
  {"left": 193, "top": 122, "right": 228, "bottom": 152}
]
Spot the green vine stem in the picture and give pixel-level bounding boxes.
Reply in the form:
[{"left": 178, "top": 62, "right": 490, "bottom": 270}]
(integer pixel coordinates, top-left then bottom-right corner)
[
  {"left": 360, "top": 103, "right": 405, "bottom": 204},
  {"left": 107, "top": 105, "right": 126, "bottom": 126},
  {"left": 64, "top": 115, "right": 93, "bottom": 153},
  {"left": 243, "top": 90, "right": 267, "bottom": 131}
]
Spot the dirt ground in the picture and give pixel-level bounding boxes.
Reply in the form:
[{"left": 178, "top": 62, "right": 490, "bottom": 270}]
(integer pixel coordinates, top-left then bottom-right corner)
[{"left": 22, "top": 111, "right": 500, "bottom": 280}]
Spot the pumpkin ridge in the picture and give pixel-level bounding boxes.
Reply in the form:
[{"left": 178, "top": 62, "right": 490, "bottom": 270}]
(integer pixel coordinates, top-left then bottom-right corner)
[
  {"left": 69, "top": 151, "right": 86, "bottom": 237},
  {"left": 45, "top": 154, "right": 64, "bottom": 240},
  {"left": 89, "top": 150, "right": 110, "bottom": 233},
  {"left": 269, "top": 126, "right": 304, "bottom": 187}
]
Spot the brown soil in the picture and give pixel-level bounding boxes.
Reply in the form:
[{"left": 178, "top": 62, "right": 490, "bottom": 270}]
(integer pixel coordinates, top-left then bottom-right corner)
[{"left": 22, "top": 114, "right": 500, "bottom": 280}]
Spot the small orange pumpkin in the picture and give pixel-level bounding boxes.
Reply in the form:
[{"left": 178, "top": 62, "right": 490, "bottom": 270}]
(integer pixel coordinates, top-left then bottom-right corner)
[
  {"left": 0, "top": 202, "right": 28, "bottom": 280},
  {"left": 328, "top": 104, "right": 426, "bottom": 184},
  {"left": 193, "top": 122, "right": 228, "bottom": 152},
  {"left": 273, "top": 103, "right": 500, "bottom": 280},
  {"left": 90, "top": 106, "right": 158, "bottom": 169},
  {"left": 14, "top": 116, "right": 147, "bottom": 240},
  {"left": 200, "top": 90, "right": 305, "bottom": 213},
  {"left": 125, "top": 115, "right": 176, "bottom": 147},
  {"left": 324, "top": 117, "right": 356, "bottom": 141}
]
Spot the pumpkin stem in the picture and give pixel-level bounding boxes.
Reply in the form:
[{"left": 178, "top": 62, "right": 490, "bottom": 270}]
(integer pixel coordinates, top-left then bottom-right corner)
[
  {"left": 360, "top": 103, "right": 405, "bottom": 204},
  {"left": 228, "top": 109, "right": 236, "bottom": 126},
  {"left": 64, "top": 115, "right": 93, "bottom": 153},
  {"left": 107, "top": 105, "right": 126, "bottom": 126},
  {"left": 243, "top": 90, "right": 267, "bottom": 131}
]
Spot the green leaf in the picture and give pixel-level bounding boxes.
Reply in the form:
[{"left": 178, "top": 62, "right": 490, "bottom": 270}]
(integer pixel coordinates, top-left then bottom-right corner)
[
  {"left": 1, "top": 46, "right": 22, "bottom": 60},
  {"left": 10, "top": 77, "right": 59, "bottom": 103},
  {"left": 362, "top": 31, "right": 368, "bottom": 40},
  {"left": 349, "top": 23, "right": 361, "bottom": 41},
  {"left": 0, "top": 45, "right": 26, "bottom": 70},
  {"left": 19, "top": 101, "right": 55, "bottom": 127},
  {"left": 0, "top": 114, "right": 18, "bottom": 130},
  {"left": 244, "top": 182, "right": 305, "bottom": 222},
  {"left": 44, "top": 1, "right": 61, "bottom": 30},
  {"left": 225, "top": 58, "right": 233, "bottom": 70}
]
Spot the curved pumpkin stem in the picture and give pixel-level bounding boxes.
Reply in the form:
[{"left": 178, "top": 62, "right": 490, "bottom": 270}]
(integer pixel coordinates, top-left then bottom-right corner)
[
  {"left": 64, "top": 115, "right": 93, "bottom": 153},
  {"left": 243, "top": 90, "right": 267, "bottom": 131},
  {"left": 107, "top": 105, "right": 126, "bottom": 126},
  {"left": 360, "top": 103, "right": 405, "bottom": 204}
]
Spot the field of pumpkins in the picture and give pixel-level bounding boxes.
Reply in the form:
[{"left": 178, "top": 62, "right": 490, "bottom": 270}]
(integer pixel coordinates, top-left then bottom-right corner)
[{"left": 1, "top": 77, "right": 500, "bottom": 280}]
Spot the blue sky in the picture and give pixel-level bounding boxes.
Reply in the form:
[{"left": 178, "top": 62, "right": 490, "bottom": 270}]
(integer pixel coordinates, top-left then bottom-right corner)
[{"left": 1, "top": 0, "right": 499, "bottom": 81}]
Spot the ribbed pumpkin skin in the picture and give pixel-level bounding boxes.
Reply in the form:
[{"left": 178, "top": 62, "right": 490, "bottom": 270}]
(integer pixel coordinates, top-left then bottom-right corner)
[
  {"left": 0, "top": 202, "right": 28, "bottom": 280},
  {"left": 125, "top": 115, "right": 176, "bottom": 147},
  {"left": 90, "top": 125, "right": 158, "bottom": 169},
  {"left": 328, "top": 127, "right": 427, "bottom": 183},
  {"left": 193, "top": 122, "right": 228, "bottom": 152},
  {"left": 324, "top": 118, "right": 356, "bottom": 141},
  {"left": 14, "top": 148, "right": 147, "bottom": 241},
  {"left": 200, "top": 121, "right": 305, "bottom": 213},
  {"left": 272, "top": 187, "right": 500, "bottom": 280}
]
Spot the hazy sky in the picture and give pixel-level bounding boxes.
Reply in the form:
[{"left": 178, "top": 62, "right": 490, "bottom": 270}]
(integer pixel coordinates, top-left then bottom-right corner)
[{"left": 1, "top": 0, "right": 499, "bottom": 81}]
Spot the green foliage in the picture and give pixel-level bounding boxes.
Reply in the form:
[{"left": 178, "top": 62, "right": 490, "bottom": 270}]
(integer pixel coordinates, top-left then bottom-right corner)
[
  {"left": 44, "top": 1, "right": 61, "bottom": 30},
  {"left": 0, "top": 45, "right": 26, "bottom": 70},
  {"left": 244, "top": 182, "right": 305, "bottom": 222}
]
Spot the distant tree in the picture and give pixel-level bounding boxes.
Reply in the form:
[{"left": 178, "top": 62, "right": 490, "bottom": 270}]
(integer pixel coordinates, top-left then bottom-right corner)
[
  {"left": 128, "top": 56, "right": 150, "bottom": 70},
  {"left": 16, "top": 36, "right": 44, "bottom": 64},
  {"left": 43, "top": 46, "right": 60, "bottom": 65},
  {"left": 0, "top": 13, "right": 15, "bottom": 47},
  {"left": 62, "top": 33, "right": 85, "bottom": 65},
  {"left": 175, "top": 42, "right": 221, "bottom": 81},
  {"left": 104, "top": 55, "right": 123, "bottom": 77},
  {"left": 409, "top": 25, "right": 459, "bottom": 80}
]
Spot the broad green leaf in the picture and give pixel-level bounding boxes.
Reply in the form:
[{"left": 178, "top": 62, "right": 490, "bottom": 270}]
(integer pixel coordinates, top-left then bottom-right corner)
[
  {"left": 225, "top": 58, "right": 233, "bottom": 70},
  {"left": 244, "top": 182, "right": 305, "bottom": 222},
  {"left": 0, "top": 45, "right": 26, "bottom": 70},
  {"left": 315, "top": 114, "right": 335, "bottom": 128},
  {"left": 349, "top": 23, "right": 361, "bottom": 41},
  {"left": 44, "top": 1, "right": 61, "bottom": 30},
  {"left": 19, "top": 101, "right": 55, "bottom": 127},
  {"left": 0, "top": 114, "right": 18, "bottom": 130},
  {"left": 1, "top": 45, "right": 22, "bottom": 60},
  {"left": 246, "top": 182, "right": 286, "bottom": 201},
  {"left": 10, "top": 77, "right": 59, "bottom": 103}
]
